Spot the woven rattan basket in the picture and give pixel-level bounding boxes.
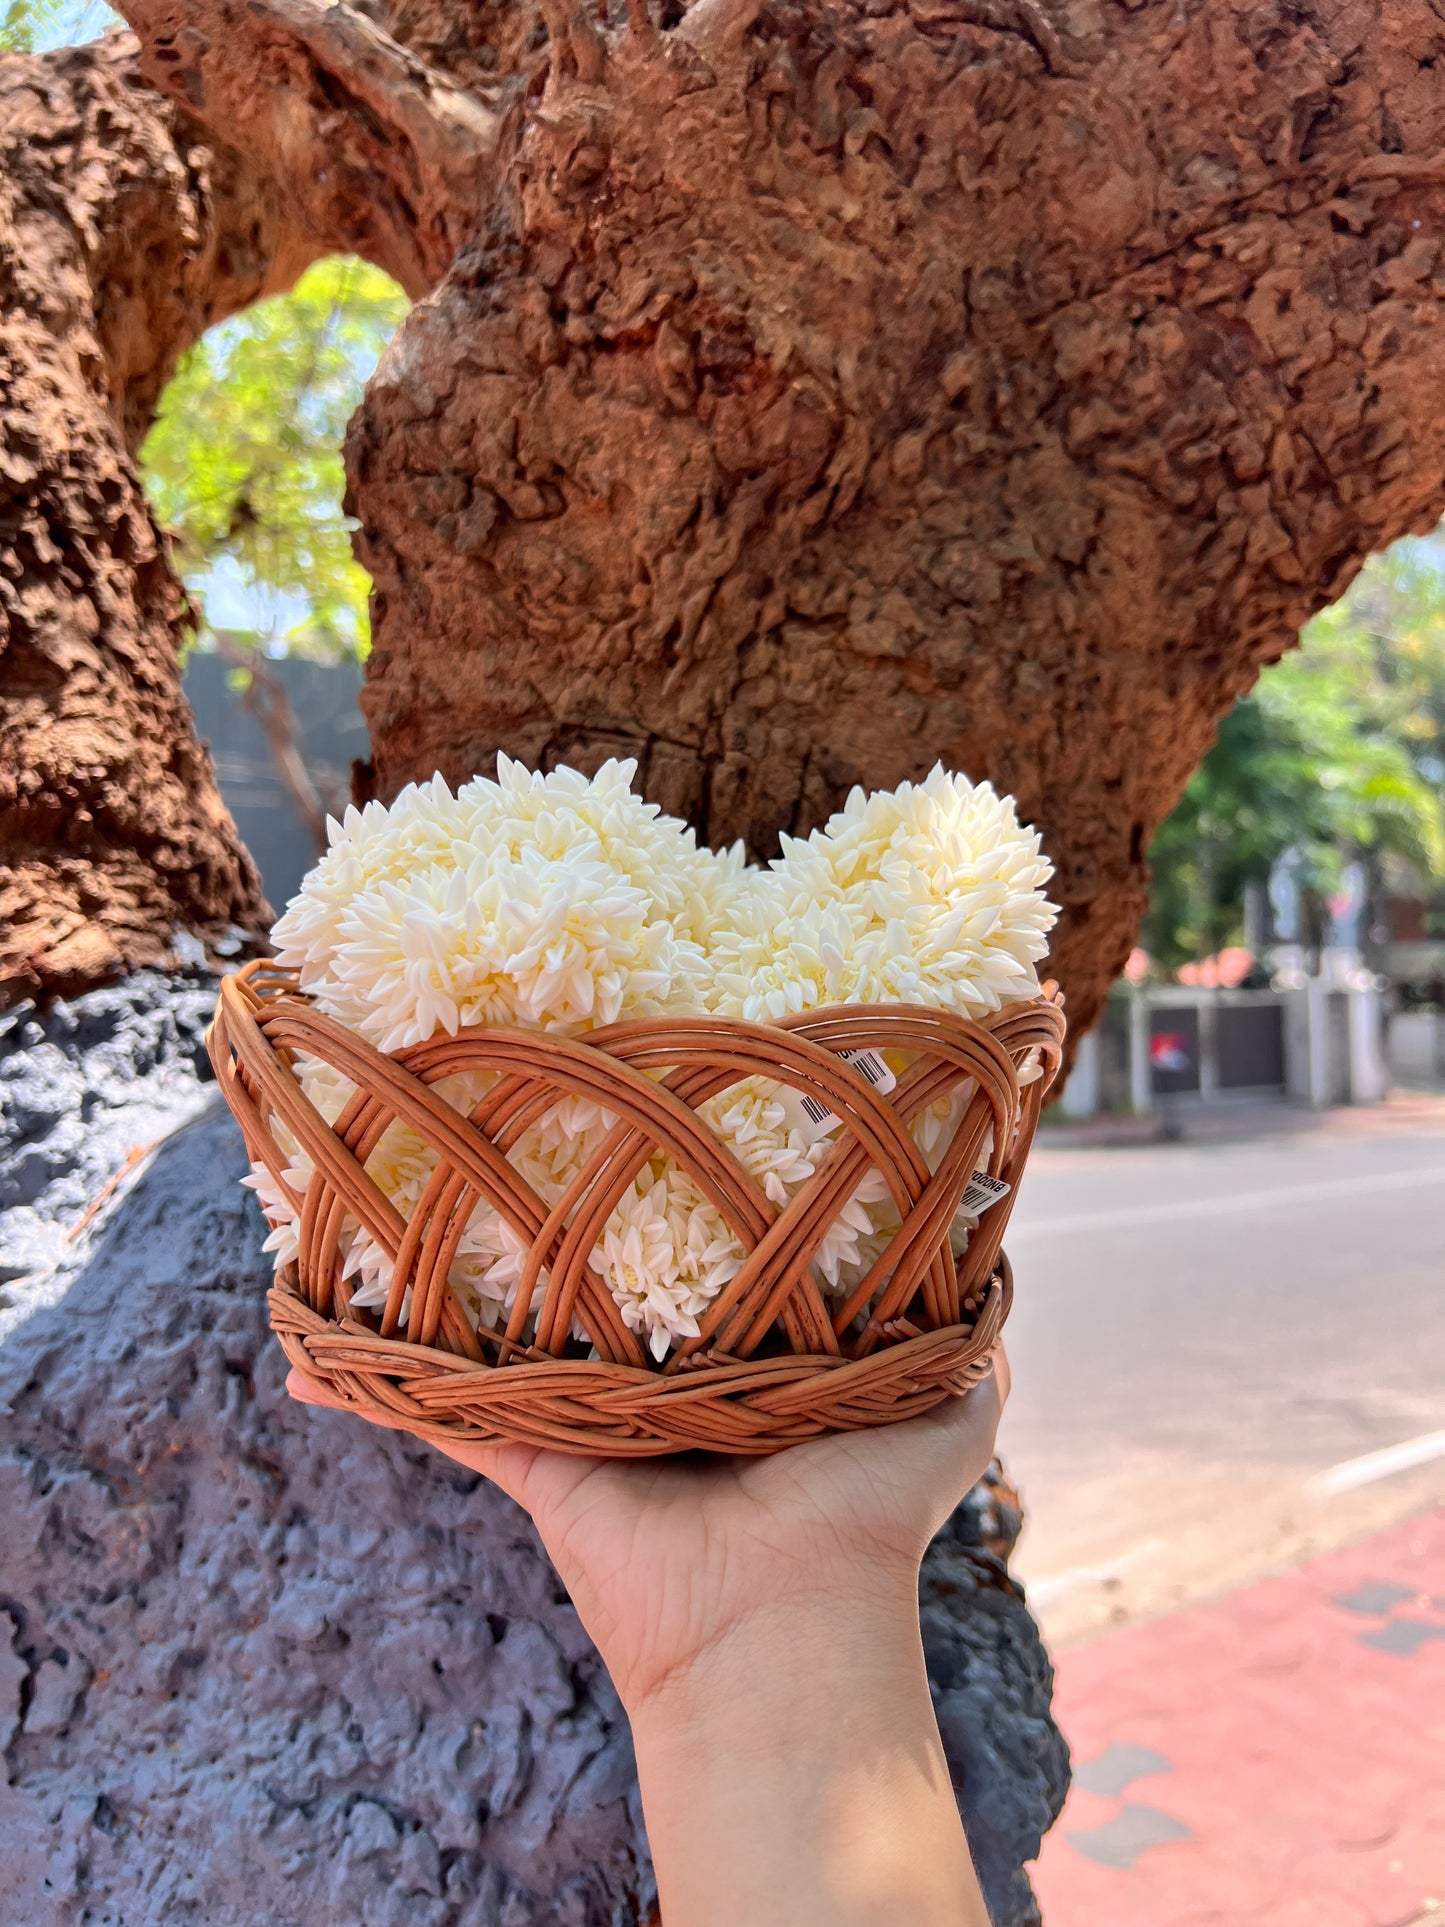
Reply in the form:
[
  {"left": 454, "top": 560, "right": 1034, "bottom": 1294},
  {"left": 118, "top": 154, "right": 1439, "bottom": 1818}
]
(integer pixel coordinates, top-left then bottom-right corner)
[{"left": 210, "top": 962, "right": 1065, "bottom": 1456}]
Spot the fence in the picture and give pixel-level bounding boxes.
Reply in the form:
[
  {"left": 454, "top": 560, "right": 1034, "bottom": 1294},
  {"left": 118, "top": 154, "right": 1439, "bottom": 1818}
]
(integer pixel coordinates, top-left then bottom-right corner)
[
  {"left": 1059, "top": 979, "right": 1389, "bottom": 1118},
  {"left": 1389, "top": 1010, "right": 1445, "bottom": 1086}
]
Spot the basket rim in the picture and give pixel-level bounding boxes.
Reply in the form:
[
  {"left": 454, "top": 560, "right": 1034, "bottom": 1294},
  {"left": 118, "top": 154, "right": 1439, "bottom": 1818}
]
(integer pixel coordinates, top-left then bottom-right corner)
[
  {"left": 267, "top": 1260, "right": 1013, "bottom": 1456},
  {"left": 216, "top": 960, "right": 1064, "bottom": 1054},
  {"left": 215, "top": 966, "right": 1061, "bottom": 1453}
]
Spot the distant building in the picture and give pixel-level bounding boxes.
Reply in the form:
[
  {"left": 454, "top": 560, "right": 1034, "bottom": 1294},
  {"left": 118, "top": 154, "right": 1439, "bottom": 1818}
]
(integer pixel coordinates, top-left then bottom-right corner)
[
  {"left": 184, "top": 653, "right": 368, "bottom": 915},
  {"left": 1382, "top": 895, "right": 1445, "bottom": 1001}
]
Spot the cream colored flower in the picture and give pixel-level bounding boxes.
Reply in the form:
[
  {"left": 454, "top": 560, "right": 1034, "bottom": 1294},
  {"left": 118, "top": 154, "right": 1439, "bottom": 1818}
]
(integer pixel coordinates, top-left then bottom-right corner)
[
  {"left": 705, "top": 881, "right": 861, "bottom": 1023},
  {"left": 460, "top": 753, "right": 746, "bottom": 952},
  {"left": 297, "top": 1055, "right": 359, "bottom": 1127},
  {"left": 525, "top": 1093, "right": 617, "bottom": 1186},
  {"left": 270, "top": 775, "right": 484, "bottom": 987},
  {"left": 701, "top": 1075, "right": 829, "bottom": 1206},
  {"left": 912, "top": 1085, "right": 970, "bottom": 1171},
  {"left": 698, "top": 1077, "right": 904, "bottom": 1300},
  {"left": 812, "top": 1166, "right": 896, "bottom": 1293},
  {"left": 258, "top": 756, "right": 1050, "bottom": 1356},
  {"left": 709, "top": 763, "right": 1055, "bottom": 1024},
  {"left": 593, "top": 1163, "right": 744, "bottom": 1361},
  {"left": 240, "top": 1157, "right": 308, "bottom": 1268},
  {"left": 272, "top": 760, "right": 725, "bottom": 1050}
]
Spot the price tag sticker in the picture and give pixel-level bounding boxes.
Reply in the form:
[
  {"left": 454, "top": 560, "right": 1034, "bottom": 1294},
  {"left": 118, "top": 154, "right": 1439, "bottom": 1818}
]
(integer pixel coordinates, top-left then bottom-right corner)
[
  {"left": 958, "top": 1172, "right": 1012, "bottom": 1216},
  {"left": 799, "top": 1048, "right": 897, "bottom": 1130}
]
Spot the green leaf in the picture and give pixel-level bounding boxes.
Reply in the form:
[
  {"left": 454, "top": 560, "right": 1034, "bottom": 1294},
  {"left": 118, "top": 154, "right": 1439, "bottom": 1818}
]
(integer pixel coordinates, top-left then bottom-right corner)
[
  {"left": 1146, "top": 535, "right": 1445, "bottom": 968},
  {"left": 141, "top": 255, "right": 408, "bottom": 667},
  {"left": 0, "top": 0, "right": 121, "bottom": 50}
]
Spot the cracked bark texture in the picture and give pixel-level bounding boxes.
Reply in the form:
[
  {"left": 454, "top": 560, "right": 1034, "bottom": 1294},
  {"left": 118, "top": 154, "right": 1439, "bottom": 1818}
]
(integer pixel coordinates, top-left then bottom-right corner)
[
  {"left": 0, "top": 37, "right": 310, "bottom": 1007},
  {"left": 327, "top": 0, "right": 1445, "bottom": 1039}
]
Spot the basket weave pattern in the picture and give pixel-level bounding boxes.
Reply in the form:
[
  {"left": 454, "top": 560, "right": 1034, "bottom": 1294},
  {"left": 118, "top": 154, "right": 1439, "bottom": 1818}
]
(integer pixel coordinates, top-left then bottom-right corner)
[{"left": 210, "top": 963, "right": 1065, "bottom": 1456}]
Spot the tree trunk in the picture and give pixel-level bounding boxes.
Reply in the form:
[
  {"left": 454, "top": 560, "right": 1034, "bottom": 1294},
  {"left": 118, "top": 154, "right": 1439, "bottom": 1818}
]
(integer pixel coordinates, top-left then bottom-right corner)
[
  {"left": 0, "top": 37, "right": 313, "bottom": 1006},
  {"left": 338, "top": 0, "right": 1445, "bottom": 1039},
  {"left": 70, "top": 0, "right": 1445, "bottom": 1037}
]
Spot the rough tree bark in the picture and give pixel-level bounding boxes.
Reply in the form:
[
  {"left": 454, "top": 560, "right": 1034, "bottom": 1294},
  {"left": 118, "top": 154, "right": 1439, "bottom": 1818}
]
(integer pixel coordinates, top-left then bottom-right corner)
[
  {"left": 0, "top": 36, "right": 316, "bottom": 1006},
  {"left": 117, "top": 0, "right": 1445, "bottom": 1041}
]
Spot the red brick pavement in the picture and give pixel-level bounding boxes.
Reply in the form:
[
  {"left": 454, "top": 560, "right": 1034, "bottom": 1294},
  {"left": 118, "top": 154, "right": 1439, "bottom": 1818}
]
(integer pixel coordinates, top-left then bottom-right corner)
[{"left": 1030, "top": 1507, "right": 1445, "bottom": 1926}]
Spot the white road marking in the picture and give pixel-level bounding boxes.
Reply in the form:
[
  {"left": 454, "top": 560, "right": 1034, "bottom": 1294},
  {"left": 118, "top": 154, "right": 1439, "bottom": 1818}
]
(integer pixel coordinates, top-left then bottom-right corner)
[
  {"left": 1023, "top": 1538, "right": 1167, "bottom": 1606},
  {"left": 1308, "top": 1429, "right": 1445, "bottom": 1497},
  {"left": 1010, "top": 1163, "right": 1445, "bottom": 1239}
]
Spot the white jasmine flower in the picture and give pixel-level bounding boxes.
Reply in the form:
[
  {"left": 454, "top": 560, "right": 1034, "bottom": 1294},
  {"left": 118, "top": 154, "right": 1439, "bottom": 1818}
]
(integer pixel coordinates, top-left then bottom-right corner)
[
  {"left": 273, "top": 760, "right": 723, "bottom": 1049},
  {"left": 526, "top": 1093, "right": 616, "bottom": 1180},
  {"left": 343, "top": 1088, "right": 614, "bottom": 1337},
  {"left": 709, "top": 764, "right": 1055, "bottom": 1023},
  {"left": 240, "top": 1156, "right": 309, "bottom": 1268},
  {"left": 705, "top": 879, "right": 860, "bottom": 1023},
  {"left": 701, "top": 1076, "right": 828, "bottom": 1206},
  {"left": 460, "top": 754, "right": 743, "bottom": 951},
  {"left": 699, "top": 1079, "right": 902, "bottom": 1301},
  {"left": 594, "top": 1163, "right": 745, "bottom": 1361},
  {"left": 240, "top": 1054, "right": 355, "bottom": 1270},
  {"left": 297, "top": 1055, "right": 359, "bottom": 1126},
  {"left": 813, "top": 1166, "right": 896, "bottom": 1293},
  {"left": 306, "top": 849, "right": 680, "bottom": 1050},
  {"left": 270, "top": 774, "right": 484, "bottom": 986},
  {"left": 912, "top": 1085, "right": 970, "bottom": 1170}
]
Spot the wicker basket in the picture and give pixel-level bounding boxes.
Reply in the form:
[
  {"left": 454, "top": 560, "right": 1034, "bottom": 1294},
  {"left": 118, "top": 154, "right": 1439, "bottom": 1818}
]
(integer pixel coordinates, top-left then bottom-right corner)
[{"left": 209, "top": 962, "right": 1065, "bottom": 1456}]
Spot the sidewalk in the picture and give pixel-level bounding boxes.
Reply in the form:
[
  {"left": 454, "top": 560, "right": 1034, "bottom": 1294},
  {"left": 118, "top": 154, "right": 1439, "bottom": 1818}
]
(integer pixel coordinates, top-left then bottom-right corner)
[
  {"left": 1037, "top": 1088, "right": 1445, "bottom": 1152},
  {"left": 1030, "top": 1507, "right": 1445, "bottom": 1926}
]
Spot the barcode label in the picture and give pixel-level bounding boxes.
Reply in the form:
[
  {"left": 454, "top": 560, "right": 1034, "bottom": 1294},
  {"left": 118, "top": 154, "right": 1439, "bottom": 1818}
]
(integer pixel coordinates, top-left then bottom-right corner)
[
  {"left": 959, "top": 1172, "right": 1012, "bottom": 1216},
  {"left": 843, "top": 1047, "right": 896, "bottom": 1094},
  {"left": 799, "top": 1048, "right": 897, "bottom": 1130}
]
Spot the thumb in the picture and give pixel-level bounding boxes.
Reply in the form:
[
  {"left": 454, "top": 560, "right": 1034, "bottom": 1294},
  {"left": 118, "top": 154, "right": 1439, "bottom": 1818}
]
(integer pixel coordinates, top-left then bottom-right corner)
[{"left": 283, "top": 1365, "right": 541, "bottom": 1498}]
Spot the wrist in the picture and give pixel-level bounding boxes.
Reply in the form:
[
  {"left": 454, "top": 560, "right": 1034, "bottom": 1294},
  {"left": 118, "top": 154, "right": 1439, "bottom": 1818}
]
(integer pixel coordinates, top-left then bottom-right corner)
[
  {"left": 626, "top": 1584, "right": 983, "bottom": 1927},
  {"left": 623, "top": 1570, "right": 923, "bottom": 1736}
]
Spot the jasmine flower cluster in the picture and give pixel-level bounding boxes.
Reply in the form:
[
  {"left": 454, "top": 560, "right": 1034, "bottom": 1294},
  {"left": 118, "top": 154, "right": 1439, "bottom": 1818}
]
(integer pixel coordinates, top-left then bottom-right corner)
[{"left": 246, "top": 758, "right": 1055, "bottom": 1359}]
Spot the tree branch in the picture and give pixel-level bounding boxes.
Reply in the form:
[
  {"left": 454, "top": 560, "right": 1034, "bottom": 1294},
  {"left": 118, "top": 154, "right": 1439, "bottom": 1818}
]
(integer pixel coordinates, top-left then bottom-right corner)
[
  {"left": 115, "top": 0, "right": 511, "bottom": 294},
  {"left": 212, "top": 636, "right": 334, "bottom": 855}
]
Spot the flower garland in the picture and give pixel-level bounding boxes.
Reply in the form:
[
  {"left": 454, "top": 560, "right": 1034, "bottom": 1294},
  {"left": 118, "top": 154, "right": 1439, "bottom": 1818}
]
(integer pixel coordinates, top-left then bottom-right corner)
[{"left": 245, "top": 757, "right": 1055, "bottom": 1360}]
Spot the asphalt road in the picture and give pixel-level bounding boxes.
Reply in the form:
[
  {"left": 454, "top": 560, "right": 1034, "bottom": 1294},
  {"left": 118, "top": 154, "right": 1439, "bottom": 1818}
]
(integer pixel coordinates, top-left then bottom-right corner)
[{"left": 998, "top": 1101, "right": 1445, "bottom": 1644}]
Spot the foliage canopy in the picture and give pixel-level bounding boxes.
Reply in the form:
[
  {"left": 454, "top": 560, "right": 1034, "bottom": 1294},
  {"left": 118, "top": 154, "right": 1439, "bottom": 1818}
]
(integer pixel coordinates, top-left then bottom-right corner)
[
  {"left": 1145, "top": 539, "right": 1445, "bottom": 969},
  {"left": 142, "top": 256, "right": 408, "bottom": 663},
  {"left": 0, "top": 0, "right": 117, "bottom": 51}
]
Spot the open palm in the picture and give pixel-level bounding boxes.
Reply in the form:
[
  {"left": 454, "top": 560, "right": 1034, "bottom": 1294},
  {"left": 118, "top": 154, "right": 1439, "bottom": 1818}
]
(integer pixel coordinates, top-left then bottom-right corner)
[{"left": 287, "top": 1361, "right": 1006, "bottom": 1712}]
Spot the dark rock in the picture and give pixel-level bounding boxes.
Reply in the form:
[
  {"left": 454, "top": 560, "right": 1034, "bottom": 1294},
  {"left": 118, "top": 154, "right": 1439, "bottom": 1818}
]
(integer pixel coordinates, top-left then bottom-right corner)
[
  {"left": 923, "top": 1543, "right": 1071, "bottom": 1927},
  {"left": 0, "top": 969, "right": 219, "bottom": 1328},
  {"left": 0, "top": 1108, "right": 656, "bottom": 1927},
  {"left": 0, "top": 980, "right": 1069, "bottom": 1926}
]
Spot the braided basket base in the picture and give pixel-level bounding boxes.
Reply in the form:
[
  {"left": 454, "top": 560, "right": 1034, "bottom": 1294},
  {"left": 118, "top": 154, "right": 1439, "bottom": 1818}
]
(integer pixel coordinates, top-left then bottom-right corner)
[
  {"left": 269, "top": 1256, "right": 1013, "bottom": 1457},
  {"left": 215, "top": 964, "right": 1063, "bottom": 1458}
]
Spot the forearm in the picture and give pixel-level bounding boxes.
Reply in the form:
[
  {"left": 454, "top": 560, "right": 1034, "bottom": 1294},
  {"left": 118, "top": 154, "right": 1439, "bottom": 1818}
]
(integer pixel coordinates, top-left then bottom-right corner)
[{"left": 628, "top": 1586, "right": 989, "bottom": 1927}]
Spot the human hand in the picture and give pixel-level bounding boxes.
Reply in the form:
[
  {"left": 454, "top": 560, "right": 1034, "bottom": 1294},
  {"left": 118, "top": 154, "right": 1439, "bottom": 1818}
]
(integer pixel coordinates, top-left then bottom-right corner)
[
  {"left": 286, "top": 1356, "right": 1007, "bottom": 1719},
  {"left": 287, "top": 1361, "right": 1007, "bottom": 1926}
]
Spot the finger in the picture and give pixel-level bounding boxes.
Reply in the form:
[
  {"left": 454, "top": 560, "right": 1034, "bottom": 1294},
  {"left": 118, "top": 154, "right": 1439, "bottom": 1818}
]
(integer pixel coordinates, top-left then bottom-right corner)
[
  {"left": 881, "top": 1364, "right": 1007, "bottom": 1507},
  {"left": 992, "top": 1341, "right": 1012, "bottom": 1407},
  {"left": 287, "top": 1367, "right": 369, "bottom": 1414},
  {"left": 285, "top": 1367, "right": 436, "bottom": 1439},
  {"left": 284, "top": 1366, "right": 532, "bottom": 1489}
]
